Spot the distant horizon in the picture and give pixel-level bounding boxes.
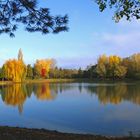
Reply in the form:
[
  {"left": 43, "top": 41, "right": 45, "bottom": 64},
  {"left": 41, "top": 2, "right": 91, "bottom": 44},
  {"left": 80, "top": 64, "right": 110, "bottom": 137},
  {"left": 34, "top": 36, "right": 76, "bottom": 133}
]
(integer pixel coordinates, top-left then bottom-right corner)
[{"left": 0, "top": 49, "right": 140, "bottom": 70}]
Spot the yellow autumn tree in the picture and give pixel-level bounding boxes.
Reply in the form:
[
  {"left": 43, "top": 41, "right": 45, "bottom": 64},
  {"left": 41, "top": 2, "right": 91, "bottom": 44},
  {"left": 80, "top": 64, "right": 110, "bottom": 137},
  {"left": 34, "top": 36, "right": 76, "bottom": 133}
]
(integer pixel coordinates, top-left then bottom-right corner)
[
  {"left": 108, "top": 55, "right": 127, "bottom": 78},
  {"left": 3, "top": 49, "right": 27, "bottom": 82},
  {"left": 96, "top": 54, "right": 108, "bottom": 78},
  {"left": 96, "top": 55, "right": 127, "bottom": 79},
  {"left": 125, "top": 53, "right": 140, "bottom": 79},
  {"left": 3, "top": 59, "right": 26, "bottom": 82},
  {"left": 34, "top": 59, "right": 53, "bottom": 78}
]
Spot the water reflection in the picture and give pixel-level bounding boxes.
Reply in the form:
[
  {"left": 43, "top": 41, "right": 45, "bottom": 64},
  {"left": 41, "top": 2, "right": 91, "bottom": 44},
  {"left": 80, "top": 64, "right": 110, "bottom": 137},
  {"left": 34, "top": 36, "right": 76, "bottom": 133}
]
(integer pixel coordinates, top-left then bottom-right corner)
[
  {"left": 1, "top": 84, "right": 27, "bottom": 114},
  {"left": 0, "top": 82, "right": 140, "bottom": 114},
  {"left": 33, "top": 84, "right": 56, "bottom": 100},
  {"left": 85, "top": 83, "right": 140, "bottom": 105}
]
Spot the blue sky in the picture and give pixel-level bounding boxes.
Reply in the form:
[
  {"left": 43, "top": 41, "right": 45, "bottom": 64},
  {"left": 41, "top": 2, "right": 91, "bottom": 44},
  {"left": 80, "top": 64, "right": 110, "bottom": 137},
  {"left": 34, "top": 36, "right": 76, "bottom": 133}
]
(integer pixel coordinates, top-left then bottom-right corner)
[{"left": 0, "top": 0, "right": 140, "bottom": 68}]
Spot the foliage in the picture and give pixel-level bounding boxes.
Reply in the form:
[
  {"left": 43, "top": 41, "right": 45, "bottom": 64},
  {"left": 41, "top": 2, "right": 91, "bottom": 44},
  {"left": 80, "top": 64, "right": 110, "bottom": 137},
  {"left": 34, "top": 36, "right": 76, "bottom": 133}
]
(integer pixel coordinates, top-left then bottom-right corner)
[
  {"left": 0, "top": 0, "right": 139, "bottom": 37},
  {"left": 0, "top": 0, "right": 68, "bottom": 37},
  {"left": 114, "top": 66, "right": 127, "bottom": 79},
  {"left": 34, "top": 59, "right": 53, "bottom": 78},
  {"left": 78, "top": 68, "right": 83, "bottom": 78},
  {"left": 0, "top": 50, "right": 140, "bottom": 81},
  {"left": 3, "top": 59, "right": 27, "bottom": 82},
  {"left": 2, "top": 49, "right": 26, "bottom": 82},
  {"left": 95, "top": 55, "right": 127, "bottom": 79},
  {"left": 47, "top": 53, "right": 140, "bottom": 80},
  {"left": 49, "top": 67, "right": 78, "bottom": 79},
  {"left": 108, "top": 55, "right": 122, "bottom": 78},
  {"left": 123, "top": 53, "right": 140, "bottom": 79},
  {"left": 80, "top": 54, "right": 139, "bottom": 80},
  {"left": 0, "top": 67, "right": 5, "bottom": 80},
  {"left": 94, "top": 0, "right": 140, "bottom": 22},
  {"left": 96, "top": 55, "right": 108, "bottom": 78},
  {"left": 27, "top": 64, "right": 33, "bottom": 79}
]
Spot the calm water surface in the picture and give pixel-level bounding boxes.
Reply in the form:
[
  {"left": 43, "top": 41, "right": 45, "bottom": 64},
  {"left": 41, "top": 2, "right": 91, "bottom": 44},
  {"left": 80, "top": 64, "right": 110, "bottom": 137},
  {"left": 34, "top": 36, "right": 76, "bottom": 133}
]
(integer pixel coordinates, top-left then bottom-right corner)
[{"left": 0, "top": 82, "right": 140, "bottom": 136}]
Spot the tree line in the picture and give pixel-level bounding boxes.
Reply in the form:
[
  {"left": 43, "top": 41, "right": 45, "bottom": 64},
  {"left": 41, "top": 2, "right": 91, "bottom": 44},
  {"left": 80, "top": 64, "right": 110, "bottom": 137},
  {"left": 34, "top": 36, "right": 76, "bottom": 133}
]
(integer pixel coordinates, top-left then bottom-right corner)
[
  {"left": 0, "top": 49, "right": 78, "bottom": 82},
  {"left": 0, "top": 49, "right": 140, "bottom": 82},
  {"left": 80, "top": 53, "right": 140, "bottom": 80}
]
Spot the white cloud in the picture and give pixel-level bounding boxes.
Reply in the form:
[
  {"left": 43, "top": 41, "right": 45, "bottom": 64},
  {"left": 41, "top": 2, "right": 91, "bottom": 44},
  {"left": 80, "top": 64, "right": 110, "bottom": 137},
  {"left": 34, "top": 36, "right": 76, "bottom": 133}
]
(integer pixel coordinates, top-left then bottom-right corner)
[
  {"left": 91, "top": 19, "right": 140, "bottom": 57},
  {"left": 118, "top": 19, "right": 140, "bottom": 28},
  {"left": 100, "top": 31, "right": 140, "bottom": 48}
]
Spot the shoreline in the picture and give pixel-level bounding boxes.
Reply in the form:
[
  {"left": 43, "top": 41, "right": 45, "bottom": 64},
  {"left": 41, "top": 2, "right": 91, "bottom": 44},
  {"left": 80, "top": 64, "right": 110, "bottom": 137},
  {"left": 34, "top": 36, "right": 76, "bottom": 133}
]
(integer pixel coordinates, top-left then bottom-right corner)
[
  {"left": 0, "top": 126, "right": 139, "bottom": 140},
  {"left": 0, "top": 79, "right": 77, "bottom": 85},
  {"left": 0, "top": 78, "right": 139, "bottom": 85}
]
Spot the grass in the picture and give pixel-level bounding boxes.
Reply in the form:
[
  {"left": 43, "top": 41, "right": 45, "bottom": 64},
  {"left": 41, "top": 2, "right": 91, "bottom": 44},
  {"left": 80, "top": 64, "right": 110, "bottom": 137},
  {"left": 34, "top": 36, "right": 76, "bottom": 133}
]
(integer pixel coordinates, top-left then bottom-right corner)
[
  {"left": 24, "top": 79, "right": 78, "bottom": 83},
  {"left": 0, "top": 79, "right": 80, "bottom": 85},
  {"left": 0, "top": 78, "right": 139, "bottom": 85}
]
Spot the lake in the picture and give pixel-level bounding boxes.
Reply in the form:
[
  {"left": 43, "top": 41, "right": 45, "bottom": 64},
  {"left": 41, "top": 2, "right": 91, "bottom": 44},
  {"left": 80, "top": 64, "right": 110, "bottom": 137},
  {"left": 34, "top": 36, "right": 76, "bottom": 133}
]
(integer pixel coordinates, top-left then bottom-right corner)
[{"left": 0, "top": 82, "right": 140, "bottom": 136}]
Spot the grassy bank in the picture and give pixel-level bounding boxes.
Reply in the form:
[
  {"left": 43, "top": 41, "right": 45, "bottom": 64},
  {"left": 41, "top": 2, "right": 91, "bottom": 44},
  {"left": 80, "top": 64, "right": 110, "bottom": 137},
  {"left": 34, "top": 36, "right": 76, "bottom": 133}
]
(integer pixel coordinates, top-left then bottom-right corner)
[
  {"left": 0, "top": 81, "right": 13, "bottom": 85},
  {"left": 0, "top": 78, "right": 140, "bottom": 85},
  {"left": 0, "top": 79, "right": 77, "bottom": 85},
  {"left": 24, "top": 79, "right": 79, "bottom": 83},
  {"left": 0, "top": 126, "right": 139, "bottom": 140}
]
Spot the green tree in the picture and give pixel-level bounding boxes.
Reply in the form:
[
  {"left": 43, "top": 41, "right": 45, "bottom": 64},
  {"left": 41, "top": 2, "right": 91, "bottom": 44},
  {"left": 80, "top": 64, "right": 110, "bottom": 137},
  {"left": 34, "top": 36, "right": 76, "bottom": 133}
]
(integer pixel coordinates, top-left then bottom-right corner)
[
  {"left": 78, "top": 68, "right": 83, "bottom": 78},
  {"left": 49, "top": 59, "right": 57, "bottom": 78},
  {"left": 0, "top": 67, "right": 5, "bottom": 80},
  {"left": 27, "top": 64, "right": 33, "bottom": 79},
  {"left": 49, "top": 67, "right": 58, "bottom": 79}
]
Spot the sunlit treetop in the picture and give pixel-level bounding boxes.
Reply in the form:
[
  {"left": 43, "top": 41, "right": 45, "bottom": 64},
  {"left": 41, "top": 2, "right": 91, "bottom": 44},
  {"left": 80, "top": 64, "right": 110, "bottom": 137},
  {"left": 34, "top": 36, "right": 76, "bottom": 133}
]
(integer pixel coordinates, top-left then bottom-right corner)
[
  {"left": 94, "top": 0, "right": 140, "bottom": 22},
  {"left": 0, "top": 0, "right": 68, "bottom": 37}
]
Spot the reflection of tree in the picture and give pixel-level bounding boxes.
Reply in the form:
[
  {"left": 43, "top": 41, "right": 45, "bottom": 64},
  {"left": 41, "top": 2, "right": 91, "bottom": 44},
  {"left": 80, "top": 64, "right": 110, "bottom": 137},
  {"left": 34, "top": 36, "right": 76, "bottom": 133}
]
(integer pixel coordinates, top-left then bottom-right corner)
[
  {"left": 1, "top": 84, "right": 27, "bottom": 114},
  {"left": 58, "top": 83, "right": 75, "bottom": 93},
  {"left": 0, "top": 83, "right": 59, "bottom": 114},
  {"left": 85, "top": 83, "right": 140, "bottom": 105},
  {"left": 125, "top": 85, "right": 140, "bottom": 105},
  {"left": 26, "top": 84, "right": 33, "bottom": 97},
  {"left": 96, "top": 85, "right": 127, "bottom": 104},
  {"left": 78, "top": 83, "right": 82, "bottom": 93},
  {"left": 33, "top": 83, "right": 57, "bottom": 100},
  {"left": 33, "top": 83, "right": 74, "bottom": 100}
]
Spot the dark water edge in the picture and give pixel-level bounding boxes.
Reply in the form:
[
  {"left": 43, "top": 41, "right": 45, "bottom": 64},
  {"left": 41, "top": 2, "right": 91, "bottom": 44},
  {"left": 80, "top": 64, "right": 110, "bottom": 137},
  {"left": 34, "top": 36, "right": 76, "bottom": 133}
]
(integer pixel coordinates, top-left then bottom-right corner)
[
  {"left": 0, "top": 126, "right": 139, "bottom": 140},
  {"left": 0, "top": 78, "right": 140, "bottom": 85}
]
